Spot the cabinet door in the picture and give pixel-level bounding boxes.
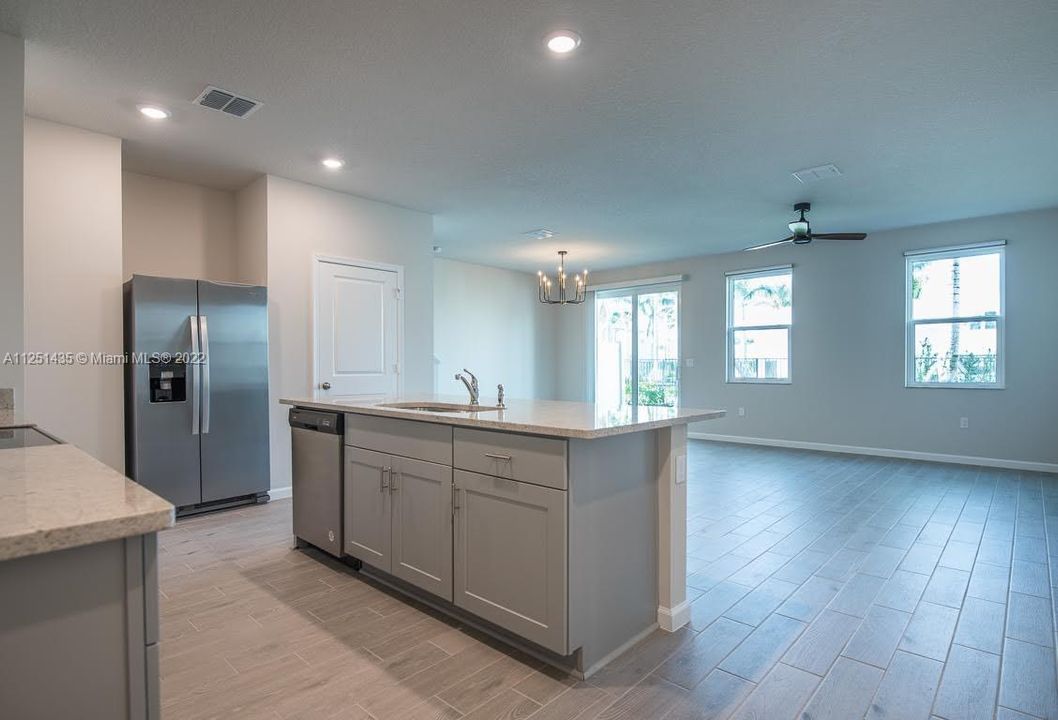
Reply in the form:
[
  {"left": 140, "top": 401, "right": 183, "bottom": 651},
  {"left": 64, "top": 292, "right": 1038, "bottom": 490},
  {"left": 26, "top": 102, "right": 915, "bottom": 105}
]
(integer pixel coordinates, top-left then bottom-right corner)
[
  {"left": 344, "top": 447, "right": 392, "bottom": 571},
  {"left": 453, "top": 470, "right": 568, "bottom": 654},
  {"left": 391, "top": 457, "right": 453, "bottom": 600}
]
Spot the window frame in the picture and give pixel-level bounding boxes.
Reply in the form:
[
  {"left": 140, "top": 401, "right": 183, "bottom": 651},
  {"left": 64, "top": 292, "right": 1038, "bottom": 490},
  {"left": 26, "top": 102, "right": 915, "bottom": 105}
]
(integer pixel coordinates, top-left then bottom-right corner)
[
  {"left": 904, "top": 242, "right": 1006, "bottom": 390},
  {"left": 725, "top": 265, "right": 793, "bottom": 385}
]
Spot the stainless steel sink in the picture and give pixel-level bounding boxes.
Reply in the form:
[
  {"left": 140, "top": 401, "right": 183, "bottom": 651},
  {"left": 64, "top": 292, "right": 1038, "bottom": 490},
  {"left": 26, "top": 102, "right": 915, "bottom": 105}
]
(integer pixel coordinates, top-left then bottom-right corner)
[{"left": 379, "top": 402, "right": 503, "bottom": 413}]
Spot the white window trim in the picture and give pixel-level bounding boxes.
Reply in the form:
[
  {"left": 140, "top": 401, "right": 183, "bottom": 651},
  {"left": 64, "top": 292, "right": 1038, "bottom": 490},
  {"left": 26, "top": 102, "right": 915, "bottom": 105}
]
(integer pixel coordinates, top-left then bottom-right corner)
[
  {"left": 726, "top": 265, "right": 793, "bottom": 385},
  {"left": 904, "top": 243, "right": 1005, "bottom": 389},
  {"left": 589, "top": 282, "right": 682, "bottom": 406}
]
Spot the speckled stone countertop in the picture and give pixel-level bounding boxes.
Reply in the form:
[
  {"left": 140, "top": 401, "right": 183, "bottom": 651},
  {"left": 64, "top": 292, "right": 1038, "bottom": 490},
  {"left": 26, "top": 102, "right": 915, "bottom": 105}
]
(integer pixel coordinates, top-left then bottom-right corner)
[
  {"left": 0, "top": 441, "right": 175, "bottom": 562},
  {"left": 281, "top": 394, "right": 726, "bottom": 439}
]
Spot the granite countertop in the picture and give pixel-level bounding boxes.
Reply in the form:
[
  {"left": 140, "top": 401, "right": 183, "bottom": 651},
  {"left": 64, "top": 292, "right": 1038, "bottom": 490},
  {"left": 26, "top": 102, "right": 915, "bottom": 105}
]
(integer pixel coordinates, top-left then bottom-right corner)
[
  {"left": 0, "top": 440, "right": 175, "bottom": 562},
  {"left": 281, "top": 394, "right": 726, "bottom": 439}
]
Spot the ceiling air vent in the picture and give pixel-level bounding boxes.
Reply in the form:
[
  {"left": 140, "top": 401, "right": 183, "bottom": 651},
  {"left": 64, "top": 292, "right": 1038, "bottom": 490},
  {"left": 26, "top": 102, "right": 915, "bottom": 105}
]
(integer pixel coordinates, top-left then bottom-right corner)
[
  {"left": 522, "top": 228, "right": 556, "bottom": 240},
  {"left": 792, "top": 163, "right": 842, "bottom": 184},
  {"left": 193, "top": 85, "right": 262, "bottom": 118}
]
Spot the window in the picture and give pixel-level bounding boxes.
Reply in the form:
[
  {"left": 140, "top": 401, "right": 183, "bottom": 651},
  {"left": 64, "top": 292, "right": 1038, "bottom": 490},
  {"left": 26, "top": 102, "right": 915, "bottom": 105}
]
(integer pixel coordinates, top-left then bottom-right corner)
[
  {"left": 905, "top": 242, "right": 1004, "bottom": 388},
  {"left": 726, "top": 266, "right": 792, "bottom": 383},
  {"left": 594, "top": 286, "right": 680, "bottom": 407}
]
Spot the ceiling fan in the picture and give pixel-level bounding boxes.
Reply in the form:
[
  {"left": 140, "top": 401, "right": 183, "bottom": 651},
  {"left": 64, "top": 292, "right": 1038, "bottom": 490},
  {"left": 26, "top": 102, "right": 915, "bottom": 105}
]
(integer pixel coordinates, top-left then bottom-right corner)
[{"left": 744, "top": 202, "right": 867, "bottom": 251}]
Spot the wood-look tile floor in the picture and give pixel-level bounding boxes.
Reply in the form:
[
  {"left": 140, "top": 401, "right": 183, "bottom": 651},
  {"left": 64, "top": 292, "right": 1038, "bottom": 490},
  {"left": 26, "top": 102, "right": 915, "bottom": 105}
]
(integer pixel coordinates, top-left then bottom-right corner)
[{"left": 159, "top": 441, "right": 1058, "bottom": 720}]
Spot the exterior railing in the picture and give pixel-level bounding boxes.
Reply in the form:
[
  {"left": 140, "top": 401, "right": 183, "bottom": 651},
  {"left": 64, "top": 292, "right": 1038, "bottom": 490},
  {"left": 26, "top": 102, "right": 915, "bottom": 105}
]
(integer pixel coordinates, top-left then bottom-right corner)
[
  {"left": 620, "top": 358, "right": 680, "bottom": 406},
  {"left": 733, "top": 357, "right": 789, "bottom": 380}
]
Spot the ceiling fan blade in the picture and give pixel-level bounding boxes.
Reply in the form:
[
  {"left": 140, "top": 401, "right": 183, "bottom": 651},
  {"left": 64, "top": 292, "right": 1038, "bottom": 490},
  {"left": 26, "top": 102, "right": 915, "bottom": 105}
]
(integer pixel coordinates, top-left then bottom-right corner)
[
  {"left": 743, "top": 236, "right": 794, "bottom": 252},
  {"left": 811, "top": 233, "right": 867, "bottom": 241}
]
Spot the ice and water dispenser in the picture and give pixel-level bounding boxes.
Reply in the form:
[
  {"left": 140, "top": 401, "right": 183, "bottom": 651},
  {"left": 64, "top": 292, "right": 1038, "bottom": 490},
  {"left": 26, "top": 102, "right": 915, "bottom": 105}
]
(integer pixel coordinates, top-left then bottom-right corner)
[{"left": 148, "top": 359, "right": 187, "bottom": 403}]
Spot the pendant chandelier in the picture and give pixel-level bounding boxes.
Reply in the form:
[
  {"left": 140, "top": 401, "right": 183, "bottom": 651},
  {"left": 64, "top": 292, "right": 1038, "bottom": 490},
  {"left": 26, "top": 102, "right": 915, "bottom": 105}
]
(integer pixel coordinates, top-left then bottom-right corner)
[{"left": 538, "top": 251, "right": 589, "bottom": 305}]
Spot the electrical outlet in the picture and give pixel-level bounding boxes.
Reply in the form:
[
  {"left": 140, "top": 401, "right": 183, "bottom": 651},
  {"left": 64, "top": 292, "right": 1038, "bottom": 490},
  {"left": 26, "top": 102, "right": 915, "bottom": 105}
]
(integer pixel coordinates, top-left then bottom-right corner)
[
  {"left": 959, "top": 417, "right": 969, "bottom": 429},
  {"left": 738, "top": 407, "right": 746, "bottom": 417},
  {"left": 685, "top": 358, "right": 695, "bottom": 368}
]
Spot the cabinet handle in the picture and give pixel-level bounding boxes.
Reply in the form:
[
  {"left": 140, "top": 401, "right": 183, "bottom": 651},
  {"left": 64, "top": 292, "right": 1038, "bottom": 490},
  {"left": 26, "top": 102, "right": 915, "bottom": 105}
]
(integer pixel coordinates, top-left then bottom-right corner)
[
  {"left": 452, "top": 485, "right": 460, "bottom": 510},
  {"left": 484, "top": 453, "right": 512, "bottom": 462},
  {"left": 380, "top": 467, "right": 390, "bottom": 492},
  {"left": 390, "top": 471, "right": 400, "bottom": 493}
]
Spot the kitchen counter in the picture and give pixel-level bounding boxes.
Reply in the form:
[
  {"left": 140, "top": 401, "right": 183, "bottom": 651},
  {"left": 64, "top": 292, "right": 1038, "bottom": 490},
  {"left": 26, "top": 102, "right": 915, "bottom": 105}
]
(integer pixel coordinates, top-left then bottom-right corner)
[
  {"left": 284, "top": 393, "right": 724, "bottom": 676},
  {"left": 280, "top": 394, "right": 725, "bottom": 439},
  {"left": 0, "top": 438, "right": 174, "bottom": 562},
  {"left": 0, "top": 426, "right": 173, "bottom": 718}
]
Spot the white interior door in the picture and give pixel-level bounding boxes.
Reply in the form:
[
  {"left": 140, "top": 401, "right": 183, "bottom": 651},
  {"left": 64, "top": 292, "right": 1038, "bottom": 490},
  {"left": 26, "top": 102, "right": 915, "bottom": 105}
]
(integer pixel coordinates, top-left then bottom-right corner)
[{"left": 316, "top": 259, "right": 401, "bottom": 395}]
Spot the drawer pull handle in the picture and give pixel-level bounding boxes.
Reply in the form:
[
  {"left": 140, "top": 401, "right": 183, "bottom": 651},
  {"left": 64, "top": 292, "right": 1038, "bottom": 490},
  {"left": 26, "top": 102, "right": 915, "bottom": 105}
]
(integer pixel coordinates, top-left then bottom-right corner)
[{"left": 484, "top": 453, "right": 512, "bottom": 462}]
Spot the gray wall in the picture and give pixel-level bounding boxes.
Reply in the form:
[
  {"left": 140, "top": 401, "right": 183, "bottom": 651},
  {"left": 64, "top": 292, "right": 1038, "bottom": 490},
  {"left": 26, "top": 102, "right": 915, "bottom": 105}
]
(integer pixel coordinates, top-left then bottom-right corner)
[
  {"left": 0, "top": 33, "right": 23, "bottom": 415},
  {"left": 433, "top": 258, "right": 557, "bottom": 400},
  {"left": 265, "top": 175, "right": 435, "bottom": 490},
  {"left": 556, "top": 207, "right": 1058, "bottom": 466}
]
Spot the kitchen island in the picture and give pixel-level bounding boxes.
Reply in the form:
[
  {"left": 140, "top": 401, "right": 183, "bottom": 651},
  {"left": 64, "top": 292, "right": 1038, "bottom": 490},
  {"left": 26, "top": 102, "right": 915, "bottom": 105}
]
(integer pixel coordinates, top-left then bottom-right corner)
[
  {"left": 0, "top": 427, "right": 174, "bottom": 719},
  {"left": 281, "top": 394, "right": 724, "bottom": 677}
]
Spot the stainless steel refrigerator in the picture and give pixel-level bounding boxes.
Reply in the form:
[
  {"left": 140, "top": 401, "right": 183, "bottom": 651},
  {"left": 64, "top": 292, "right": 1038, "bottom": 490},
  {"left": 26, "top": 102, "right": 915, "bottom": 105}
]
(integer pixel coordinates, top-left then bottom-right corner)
[{"left": 124, "top": 275, "right": 270, "bottom": 514}]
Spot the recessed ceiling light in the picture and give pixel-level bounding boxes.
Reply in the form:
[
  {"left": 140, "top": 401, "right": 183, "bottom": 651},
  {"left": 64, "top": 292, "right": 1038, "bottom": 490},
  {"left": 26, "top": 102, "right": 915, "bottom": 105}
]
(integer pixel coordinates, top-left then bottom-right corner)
[
  {"left": 138, "top": 105, "right": 170, "bottom": 120},
  {"left": 321, "top": 157, "right": 344, "bottom": 170},
  {"left": 545, "top": 30, "right": 581, "bottom": 54}
]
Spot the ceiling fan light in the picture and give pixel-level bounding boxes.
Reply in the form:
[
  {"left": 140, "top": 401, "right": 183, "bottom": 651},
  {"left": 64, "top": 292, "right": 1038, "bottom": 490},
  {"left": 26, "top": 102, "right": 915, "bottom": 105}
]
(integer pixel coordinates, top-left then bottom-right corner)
[{"left": 788, "top": 220, "right": 809, "bottom": 235}]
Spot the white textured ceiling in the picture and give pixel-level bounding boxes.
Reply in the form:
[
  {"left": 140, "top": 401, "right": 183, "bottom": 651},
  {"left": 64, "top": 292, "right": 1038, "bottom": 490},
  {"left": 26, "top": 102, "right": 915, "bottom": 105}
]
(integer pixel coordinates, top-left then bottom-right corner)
[{"left": 2, "top": 0, "right": 1057, "bottom": 271}]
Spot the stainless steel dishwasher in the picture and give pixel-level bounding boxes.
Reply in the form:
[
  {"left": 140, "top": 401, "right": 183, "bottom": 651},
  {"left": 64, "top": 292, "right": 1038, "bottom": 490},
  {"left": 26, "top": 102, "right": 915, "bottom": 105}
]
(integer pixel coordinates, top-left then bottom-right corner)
[{"left": 289, "top": 408, "right": 344, "bottom": 557}]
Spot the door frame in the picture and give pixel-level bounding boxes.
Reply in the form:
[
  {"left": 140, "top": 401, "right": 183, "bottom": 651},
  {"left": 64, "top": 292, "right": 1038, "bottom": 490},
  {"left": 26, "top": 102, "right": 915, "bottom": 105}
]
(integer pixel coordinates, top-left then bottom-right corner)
[
  {"left": 312, "top": 254, "right": 405, "bottom": 396},
  {"left": 589, "top": 282, "right": 682, "bottom": 407}
]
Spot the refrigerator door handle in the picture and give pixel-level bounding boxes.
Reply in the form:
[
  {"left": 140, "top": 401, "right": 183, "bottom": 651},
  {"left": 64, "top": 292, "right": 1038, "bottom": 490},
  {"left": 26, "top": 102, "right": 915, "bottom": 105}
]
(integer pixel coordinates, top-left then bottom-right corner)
[
  {"left": 189, "top": 315, "right": 201, "bottom": 436},
  {"left": 200, "top": 314, "right": 211, "bottom": 435}
]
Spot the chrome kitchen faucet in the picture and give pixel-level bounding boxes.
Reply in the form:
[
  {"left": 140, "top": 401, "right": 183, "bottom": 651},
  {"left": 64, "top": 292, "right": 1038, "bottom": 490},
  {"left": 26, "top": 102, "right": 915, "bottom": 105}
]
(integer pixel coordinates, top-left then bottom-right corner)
[{"left": 454, "top": 369, "right": 479, "bottom": 405}]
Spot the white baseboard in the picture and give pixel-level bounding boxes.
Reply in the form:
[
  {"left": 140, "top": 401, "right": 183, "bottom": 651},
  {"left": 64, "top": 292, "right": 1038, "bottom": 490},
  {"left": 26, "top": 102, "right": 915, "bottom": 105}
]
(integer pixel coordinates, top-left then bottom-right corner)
[
  {"left": 688, "top": 432, "right": 1058, "bottom": 474},
  {"left": 269, "top": 485, "right": 293, "bottom": 500},
  {"left": 657, "top": 600, "right": 691, "bottom": 632}
]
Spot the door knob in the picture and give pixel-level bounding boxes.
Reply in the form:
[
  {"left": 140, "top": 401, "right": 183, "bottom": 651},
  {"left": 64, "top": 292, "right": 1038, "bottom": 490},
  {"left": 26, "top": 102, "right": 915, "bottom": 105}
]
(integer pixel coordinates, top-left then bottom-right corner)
[{"left": 320, "top": 382, "right": 332, "bottom": 390}]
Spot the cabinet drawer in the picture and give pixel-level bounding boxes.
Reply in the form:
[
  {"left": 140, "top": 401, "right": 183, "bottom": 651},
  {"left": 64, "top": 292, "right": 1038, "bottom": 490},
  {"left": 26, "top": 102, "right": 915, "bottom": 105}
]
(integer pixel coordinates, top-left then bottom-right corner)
[
  {"left": 454, "top": 428, "right": 567, "bottom": 489},
  {"left": 345, "top": 413, "right": 453, "bottom": 465}
]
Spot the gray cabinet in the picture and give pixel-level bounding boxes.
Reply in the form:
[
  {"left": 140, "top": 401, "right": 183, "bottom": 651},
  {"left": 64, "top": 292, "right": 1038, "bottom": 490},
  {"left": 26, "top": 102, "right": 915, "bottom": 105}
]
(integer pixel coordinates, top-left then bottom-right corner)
[
  {"left": 344, "top": 447, "right": 392, "bottom": 569},
  {"left": 344, "top": 448, "right": 453, "bottom": 599},
  {"left": 453, "top": 469, "right": 568, "bottom": 654},
  {"left": 0, "top": 534, "right": 160, "bottom": 719},
  {"left": 330, "top": 412, "right": 664, "bottom": 676},
  {"left": 391, "top": 456, "right": 453, "bottom": 600}
]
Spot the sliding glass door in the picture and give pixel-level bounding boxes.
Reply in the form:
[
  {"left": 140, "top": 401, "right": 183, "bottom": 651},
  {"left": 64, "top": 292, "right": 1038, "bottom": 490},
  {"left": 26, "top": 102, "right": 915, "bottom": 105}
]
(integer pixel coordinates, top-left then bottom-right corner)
[{"left": 594, "top": 287, "right": 679, "bottom": 408}]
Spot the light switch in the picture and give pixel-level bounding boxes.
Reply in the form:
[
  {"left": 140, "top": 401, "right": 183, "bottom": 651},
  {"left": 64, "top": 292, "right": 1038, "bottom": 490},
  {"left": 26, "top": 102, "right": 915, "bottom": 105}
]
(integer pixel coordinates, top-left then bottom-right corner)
[
  {"left": 685, "top": 358, "right": 695, "bottom": 368},
  {"left": 675, "top": 454, "right": 687, "bottom": 484}
]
